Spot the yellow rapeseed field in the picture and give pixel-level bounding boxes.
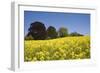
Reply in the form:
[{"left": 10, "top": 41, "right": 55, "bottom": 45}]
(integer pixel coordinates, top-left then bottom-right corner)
[{"left": 24, "top": 36, "right": 90, "bottom": 62}]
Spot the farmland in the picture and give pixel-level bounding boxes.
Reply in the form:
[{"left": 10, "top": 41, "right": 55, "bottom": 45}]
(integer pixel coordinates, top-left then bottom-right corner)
[{"left": 24, "top": 36, "right": 90, "bottom": 62}]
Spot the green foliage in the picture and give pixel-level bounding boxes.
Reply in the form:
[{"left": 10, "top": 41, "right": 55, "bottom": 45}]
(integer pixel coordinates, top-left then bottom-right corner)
[
  {"left": 24, "top": 36, "right": 90, "bottom": 62},
  {"left": 26, "top": 21, "right": 84, "bottom": 40},
  {"left": 25, "top": 35, "right": 33, "bottom": 40},
  {"left": 58, "top": 27, "right": 68, "bottom": 37},
  {"left": 28, "top": 21, "right": 47, "bottom": 40},
  {"left": 47, "top": 26, "right": 58, "bottom": 39},
  {"left": 70, "top": 32, "right": 84, "bottom": 36}
]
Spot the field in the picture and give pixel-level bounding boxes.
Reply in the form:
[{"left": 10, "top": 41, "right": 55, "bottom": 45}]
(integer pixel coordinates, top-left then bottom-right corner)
[{"left": 24, "top": 36, "right": 90, "bottom": 62}]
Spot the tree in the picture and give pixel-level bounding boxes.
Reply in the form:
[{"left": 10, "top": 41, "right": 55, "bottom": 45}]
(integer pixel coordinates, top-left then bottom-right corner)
[
  {"left": 58, "top": 27, "right": 68, "bottom": 37},
  {"left": 47, "top": 26, "right": 58, "bottom": 39},
  {"left": 27, "top": 21, "right": 47, "bottom": 40},
  {"left": 69, "top": 32, "right": 84, "bottom": 36}
]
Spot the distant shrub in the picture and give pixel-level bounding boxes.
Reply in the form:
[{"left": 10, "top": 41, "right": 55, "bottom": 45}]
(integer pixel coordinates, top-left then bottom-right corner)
[
  {"left": 25, "top": 35, "right": 33, "bottom": 40},
  {"left": 70, "top": 32, "right": 84, "bottom": 36}
]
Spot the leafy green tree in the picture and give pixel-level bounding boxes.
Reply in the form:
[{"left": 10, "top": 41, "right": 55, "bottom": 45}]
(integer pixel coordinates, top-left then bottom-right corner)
[
  {"left": 58, "top": 27, "right": 68, "bottom": 37},
  {"left": 28, "top": 21, "right": 47, "bottom": 40},
  {"left": 47, "top": 26, "right": 58, "bottom": 39}
]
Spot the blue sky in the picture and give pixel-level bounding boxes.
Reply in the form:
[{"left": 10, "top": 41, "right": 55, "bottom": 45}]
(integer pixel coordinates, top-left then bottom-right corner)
[{"left": 24, "top": 11, "right": 90, "bottom": 36}]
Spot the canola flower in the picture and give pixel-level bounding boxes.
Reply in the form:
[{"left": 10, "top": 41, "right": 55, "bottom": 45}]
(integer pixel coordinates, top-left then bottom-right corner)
[{"left": 24, "top": 36, "right": 90, "bottom": 62}]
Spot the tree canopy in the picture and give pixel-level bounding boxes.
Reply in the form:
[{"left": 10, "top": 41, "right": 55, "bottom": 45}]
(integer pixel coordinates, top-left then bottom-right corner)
[
  {"left": 58, "top": 27, "right": 68, "bottom": 37},
  {"left": 25, "top": 21, "right": 84, "bottom": 40},
  {"left": 27, "top": 21, "right": 47, "bottom": 40},
  {"left": 47, "top": 26, "right": 58, "bottom": 39}
]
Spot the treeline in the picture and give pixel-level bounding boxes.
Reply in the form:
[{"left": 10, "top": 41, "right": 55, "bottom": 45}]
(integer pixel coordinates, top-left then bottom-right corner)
[{"left": 25, "top": 21, "right": 83, "bottom": 40}]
